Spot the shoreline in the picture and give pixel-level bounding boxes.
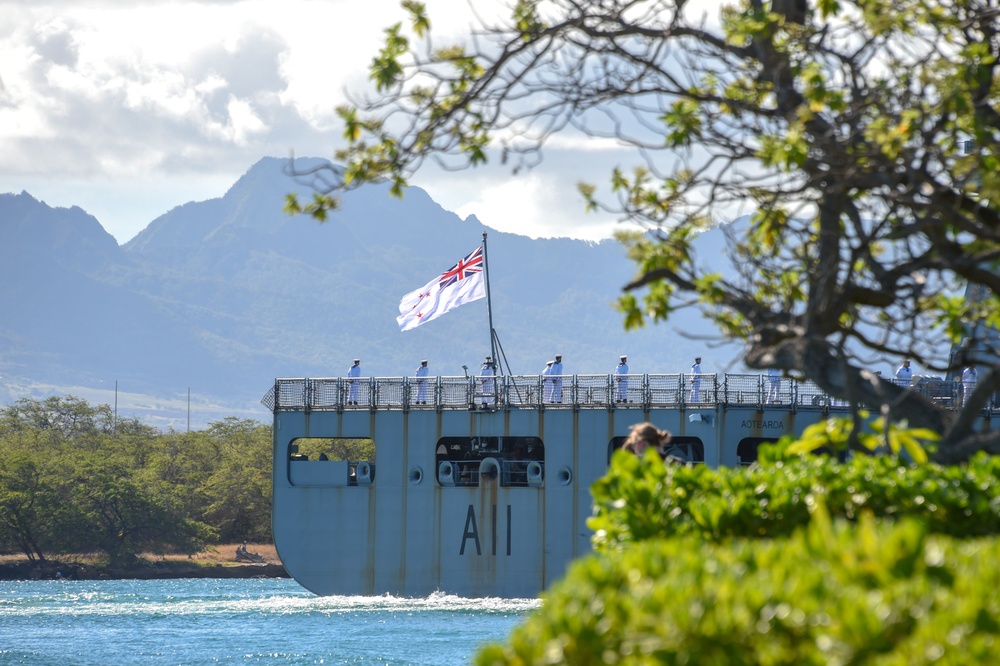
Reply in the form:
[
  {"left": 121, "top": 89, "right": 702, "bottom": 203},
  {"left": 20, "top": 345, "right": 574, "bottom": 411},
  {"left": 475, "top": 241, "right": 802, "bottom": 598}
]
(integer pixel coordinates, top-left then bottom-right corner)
[{"left": 0, "top": 559, "right": 288, "bottom": 581}]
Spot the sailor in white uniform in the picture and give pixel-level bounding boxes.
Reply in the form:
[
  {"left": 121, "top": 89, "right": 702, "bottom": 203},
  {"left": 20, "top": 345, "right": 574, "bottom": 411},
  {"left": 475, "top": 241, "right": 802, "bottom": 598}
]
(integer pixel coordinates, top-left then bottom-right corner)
[
  {"left": 415, "top": 359, "right": 429, "bottom": 404},
  {"left": 541, "top": 360, "right": 553, "bottom": 403},
  {"left": 767, "top": 367, "right": 781, "bottom": 404},
  {"left": 615, "top": 355, "right": 629, "bottom": 403},
  {"left": 895, "top": 360, "right": 912, "bottom": 386},
  {"left": 480, "top": 356, "right": 496, "bottom": 408},
  {"left": 347, "top": 359, "right": 361, "bottom": 405},
  {"left": 551, "top": 354, "right": 564, "bottom": 403},
  {"left": 962, "top": 365, "right": 978, "bottom": 406},
  {"left": 689, "top": 357, "right": 703, "bottom": 403}
]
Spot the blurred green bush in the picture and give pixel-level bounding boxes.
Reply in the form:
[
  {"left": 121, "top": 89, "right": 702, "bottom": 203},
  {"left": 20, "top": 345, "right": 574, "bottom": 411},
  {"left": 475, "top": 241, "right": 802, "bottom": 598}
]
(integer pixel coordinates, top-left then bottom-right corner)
[
  {"left": 476, "top": 442, "right": 1000, "bottom": 664},
  {"left": 589, "top": 446, "right": 1000, "bottom": 551},
  {"left": 477, "top": 510, "right": 1000, "bottom": 665}
]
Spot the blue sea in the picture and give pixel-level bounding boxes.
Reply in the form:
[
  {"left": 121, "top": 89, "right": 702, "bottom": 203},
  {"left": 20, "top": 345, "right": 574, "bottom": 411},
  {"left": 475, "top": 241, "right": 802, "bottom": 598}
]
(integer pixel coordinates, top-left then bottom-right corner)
[{"left": 0, "top": 578, "right": 539, "bottom": 665}]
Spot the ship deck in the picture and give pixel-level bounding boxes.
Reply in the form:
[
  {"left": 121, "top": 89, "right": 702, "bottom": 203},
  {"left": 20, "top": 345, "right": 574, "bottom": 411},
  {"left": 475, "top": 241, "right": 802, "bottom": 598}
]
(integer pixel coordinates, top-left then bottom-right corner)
[{"left": 263, "top": 372, "right": 972, "bottom": 414}]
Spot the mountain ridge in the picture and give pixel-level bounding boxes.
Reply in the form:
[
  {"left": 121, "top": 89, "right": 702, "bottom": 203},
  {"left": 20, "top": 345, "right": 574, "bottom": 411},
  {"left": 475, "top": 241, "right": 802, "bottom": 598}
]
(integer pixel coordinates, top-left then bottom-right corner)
[{"left": 0, "top": 157, "right": 741, "bottom": 429}]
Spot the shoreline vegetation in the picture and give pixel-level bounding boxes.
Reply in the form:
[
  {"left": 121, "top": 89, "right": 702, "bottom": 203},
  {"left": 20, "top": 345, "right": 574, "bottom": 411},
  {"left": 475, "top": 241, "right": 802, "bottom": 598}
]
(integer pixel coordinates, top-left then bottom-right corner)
[
  {"left": 1, "top": 399, "right": 278, "bottom": 580},
  {"left": 0, "top": 543, "right": 287, "bottom": 581}
]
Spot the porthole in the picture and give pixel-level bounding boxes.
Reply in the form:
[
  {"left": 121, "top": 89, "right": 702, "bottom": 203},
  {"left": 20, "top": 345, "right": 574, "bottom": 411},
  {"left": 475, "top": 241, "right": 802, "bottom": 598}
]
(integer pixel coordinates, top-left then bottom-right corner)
[
  {"left": 557, "top": 466, "right": 572, "bottom": 486},
  {"left": 409, "top": 466, "right": 423, "bottom": 485}
]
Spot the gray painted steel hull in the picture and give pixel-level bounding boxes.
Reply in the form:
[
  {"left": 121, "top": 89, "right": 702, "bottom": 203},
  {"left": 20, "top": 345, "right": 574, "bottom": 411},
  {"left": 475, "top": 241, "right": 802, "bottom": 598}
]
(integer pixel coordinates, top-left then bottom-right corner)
[{"left": 267, "top": 372, "right": 853, "bottom": 597}]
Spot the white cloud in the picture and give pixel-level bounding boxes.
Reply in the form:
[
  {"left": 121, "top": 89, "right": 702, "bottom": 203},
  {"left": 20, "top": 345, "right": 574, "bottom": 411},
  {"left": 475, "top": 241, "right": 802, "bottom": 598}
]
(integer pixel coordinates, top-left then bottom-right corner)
[
  {"left": 225, "top": 96, "right": 267, "bottom": 144},
  {"left": 455, "top": 174, "right": 618, "bottom": 241},
  {"left": 413, "top": 161, "right": 642, "bottom": 242},
  {"left": 544, "top": 133, "right": 628, "bottom": 153},
  {"left": 0, "top": 0, "right": 699, "bottom": 244}
]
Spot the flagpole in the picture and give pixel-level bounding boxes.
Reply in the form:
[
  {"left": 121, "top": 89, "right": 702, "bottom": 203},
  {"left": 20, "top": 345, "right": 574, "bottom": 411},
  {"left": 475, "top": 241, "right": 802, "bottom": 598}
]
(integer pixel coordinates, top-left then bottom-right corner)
[{"left": 482, "top": 232, "right": 499, "bottom": 373}]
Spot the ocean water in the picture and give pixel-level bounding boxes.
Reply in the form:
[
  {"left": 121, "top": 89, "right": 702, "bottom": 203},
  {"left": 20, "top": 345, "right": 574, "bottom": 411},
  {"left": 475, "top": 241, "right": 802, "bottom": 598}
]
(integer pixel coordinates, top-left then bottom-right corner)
[{"left": 0, "top": 578, "right": 539, "bottom": 665}]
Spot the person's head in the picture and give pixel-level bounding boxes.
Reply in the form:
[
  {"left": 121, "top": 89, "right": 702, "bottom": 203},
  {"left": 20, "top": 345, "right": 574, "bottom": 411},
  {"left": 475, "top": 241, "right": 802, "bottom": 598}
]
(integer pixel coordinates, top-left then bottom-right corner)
[
  {"left": 620, "top": 355, "right": 627, "bottom": 362},
  {"left": 353, "top": 359, "right": 360, "bottom": 366},
  {"left": 555, "top": 354, "right": 562, "bottom": 362},
  {"left": 622, "top": 422, "right": 671, "bottom": 456},
  {"left": 695, "top": 357, "right": 702, "bottom": 363},
  {"left": 903, "top": 360, "right": 910, "bottom": 367},
  {"left": 421, "top": 360, "right": 427, "bottom": 366}
]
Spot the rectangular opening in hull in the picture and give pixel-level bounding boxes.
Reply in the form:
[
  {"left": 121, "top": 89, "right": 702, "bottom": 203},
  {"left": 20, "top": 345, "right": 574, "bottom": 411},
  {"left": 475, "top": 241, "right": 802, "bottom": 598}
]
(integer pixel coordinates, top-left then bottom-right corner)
[
  {"left": 288, "top": 437, "right": 376, "bottom": 486},
  {"left": 436, "top": 436, "right": 544, "bottom": 487}
]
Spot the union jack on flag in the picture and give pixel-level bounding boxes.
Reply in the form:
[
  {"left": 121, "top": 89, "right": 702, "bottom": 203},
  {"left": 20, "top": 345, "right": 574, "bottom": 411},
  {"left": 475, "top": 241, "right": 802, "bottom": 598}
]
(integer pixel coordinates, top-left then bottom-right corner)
[
  {"left": 438, "top": 247, "right": 483, "bottom": 288},
  {"left": 396, "top": 244, "right": 487, "bottom": 331}
]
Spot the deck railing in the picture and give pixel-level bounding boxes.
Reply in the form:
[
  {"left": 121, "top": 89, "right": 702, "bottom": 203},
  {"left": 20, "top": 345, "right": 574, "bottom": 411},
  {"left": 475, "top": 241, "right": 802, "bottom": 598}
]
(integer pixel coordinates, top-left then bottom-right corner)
[{"left": 262, "top": 373, "right": 983, "bottom": 413}]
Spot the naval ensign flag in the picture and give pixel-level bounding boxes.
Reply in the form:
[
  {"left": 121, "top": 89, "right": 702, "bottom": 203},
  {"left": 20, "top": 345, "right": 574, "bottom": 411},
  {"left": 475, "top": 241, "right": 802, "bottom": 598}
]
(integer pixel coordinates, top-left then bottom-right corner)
[{"left": 397, "top": 246, "right": 486, "bottom": 331}]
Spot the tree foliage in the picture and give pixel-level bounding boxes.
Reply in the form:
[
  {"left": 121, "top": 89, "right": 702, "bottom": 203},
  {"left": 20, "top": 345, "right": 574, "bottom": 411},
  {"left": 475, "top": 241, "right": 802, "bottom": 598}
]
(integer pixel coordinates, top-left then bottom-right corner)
[
  {"left": 0, "top": 444, "right": 58, "bottom": 562},
  {"left": 476, "top": 510, "right": 1000, "bottom": 665},
  {"left": 0, "top": 397, "right": 273, "bottom": 563},
  {"left": 480, "top": 444, "right": 1000, "bottom": 664},
  {"left": 196, "top": 418, "right": 274, "bottom": 544},
  {"left": 304, "top": 0, "right": 1000, "bottom": 462},
  {"left": 591, "top": 442, "right": 1000, "bottom": 552}
]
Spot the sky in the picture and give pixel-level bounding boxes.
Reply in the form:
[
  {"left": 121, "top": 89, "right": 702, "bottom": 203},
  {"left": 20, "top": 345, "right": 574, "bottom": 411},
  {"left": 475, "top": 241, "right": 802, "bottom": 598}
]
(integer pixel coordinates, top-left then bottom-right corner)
[{"left": 0, "top": 0, "right": 659, "bottom": 245}]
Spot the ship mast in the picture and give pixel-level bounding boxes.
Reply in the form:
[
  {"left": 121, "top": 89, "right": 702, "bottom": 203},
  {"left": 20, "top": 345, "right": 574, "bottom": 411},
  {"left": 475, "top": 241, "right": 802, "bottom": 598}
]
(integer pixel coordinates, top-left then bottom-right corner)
[{"left": 482, "top": 232, "right": 499, "bottom": 373}]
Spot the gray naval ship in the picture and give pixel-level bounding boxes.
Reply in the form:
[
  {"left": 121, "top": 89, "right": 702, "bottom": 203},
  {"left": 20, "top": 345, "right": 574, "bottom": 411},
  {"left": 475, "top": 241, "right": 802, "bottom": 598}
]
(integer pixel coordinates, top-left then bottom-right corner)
[{"left": 260, "top": 366, "right": 957, "bottom": 598}]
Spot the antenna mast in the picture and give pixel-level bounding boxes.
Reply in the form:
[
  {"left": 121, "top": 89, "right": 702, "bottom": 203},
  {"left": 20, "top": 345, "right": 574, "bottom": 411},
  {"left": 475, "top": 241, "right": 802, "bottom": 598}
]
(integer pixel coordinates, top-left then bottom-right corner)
[{"left": 482, "top": 232, "right": 499, "bottom": 372}]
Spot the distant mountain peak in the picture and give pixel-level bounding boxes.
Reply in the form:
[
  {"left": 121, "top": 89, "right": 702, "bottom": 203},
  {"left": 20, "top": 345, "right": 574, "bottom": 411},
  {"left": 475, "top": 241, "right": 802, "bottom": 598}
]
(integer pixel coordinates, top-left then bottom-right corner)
[
  {"left": 0, "top": 189, "right": 122, "bottom": 265},
  {"left": 0, "top": 156, "right": 742, "bottom": 430}
]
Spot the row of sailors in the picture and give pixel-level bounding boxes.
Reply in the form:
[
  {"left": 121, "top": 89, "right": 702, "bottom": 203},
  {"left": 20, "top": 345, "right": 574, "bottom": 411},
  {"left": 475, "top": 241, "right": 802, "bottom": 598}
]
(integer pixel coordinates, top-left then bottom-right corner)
[
  {"left": 894, "top": 359, "right": 978, "bottom": 389},
  {"left": 347, "top": 354, "right": 978, "bottom": 407},
  {"left": 347, "top": 357, "right": 978, "bottom": 408},
  {"left": 483, "top": 354, "right": 708, "bottom": 406},
  {"left": 347, "top": 355, "right": 708, "bottom": 408}
]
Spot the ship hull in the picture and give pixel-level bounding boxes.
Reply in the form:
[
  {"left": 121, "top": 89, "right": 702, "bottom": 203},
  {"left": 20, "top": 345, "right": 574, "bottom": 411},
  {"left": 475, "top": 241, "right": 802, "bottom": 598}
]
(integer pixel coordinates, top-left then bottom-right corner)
[{"left": 267, "top": 372, "right": 841, "bottom": 597}]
